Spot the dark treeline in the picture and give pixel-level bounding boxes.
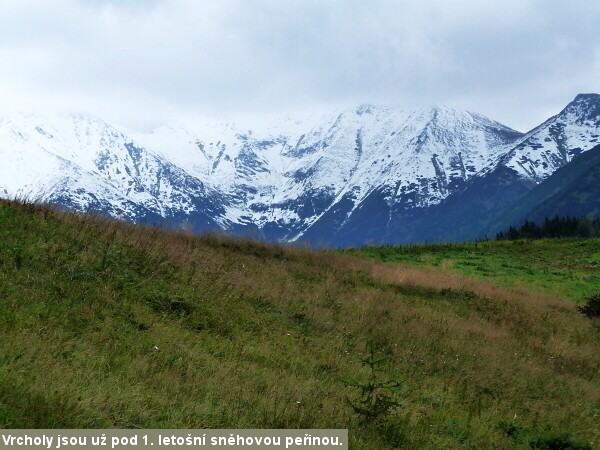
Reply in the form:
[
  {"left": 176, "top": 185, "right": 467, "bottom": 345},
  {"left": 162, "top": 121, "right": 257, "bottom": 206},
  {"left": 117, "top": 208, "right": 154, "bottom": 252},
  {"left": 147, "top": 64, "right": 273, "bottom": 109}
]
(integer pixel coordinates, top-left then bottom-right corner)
[{"left": 496, "top": 216, "right": 600, "bottom": 240}]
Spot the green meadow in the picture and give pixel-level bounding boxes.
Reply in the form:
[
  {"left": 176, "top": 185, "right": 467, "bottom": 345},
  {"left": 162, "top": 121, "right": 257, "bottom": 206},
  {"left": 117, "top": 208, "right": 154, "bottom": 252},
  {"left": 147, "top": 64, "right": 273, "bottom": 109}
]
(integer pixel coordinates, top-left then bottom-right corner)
[
  {"left": 0, "top": 200, "right": 598, "bottom": 449},
  {"left": 346, "top": 239, "right": 600, "bottom": 302}
]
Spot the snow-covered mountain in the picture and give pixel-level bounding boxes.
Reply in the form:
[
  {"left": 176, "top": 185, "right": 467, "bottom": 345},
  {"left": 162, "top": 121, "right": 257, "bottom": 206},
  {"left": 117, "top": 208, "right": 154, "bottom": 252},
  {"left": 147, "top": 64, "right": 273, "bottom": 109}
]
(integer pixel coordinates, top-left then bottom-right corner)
[
  {"left": 490, "top": 93, "right": 600, "bottom": 181},
  {"left": 0, "top": 114, "right": 225, "bottom": 230},
  {"left": 137, "top": 105, "right": 523, "bottom": 241},
  {"left": 1, "top": 94, "right": 598, "bottom": 245},
  {"left": 361, "top": 93, "right": 600, "bottom": 246}
]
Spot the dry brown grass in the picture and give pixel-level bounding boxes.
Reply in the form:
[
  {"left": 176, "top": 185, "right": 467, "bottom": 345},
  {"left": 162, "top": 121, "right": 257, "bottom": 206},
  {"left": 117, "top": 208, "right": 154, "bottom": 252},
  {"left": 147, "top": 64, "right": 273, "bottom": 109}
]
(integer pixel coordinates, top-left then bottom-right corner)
[{"left": 369, "top": 260, "right": 573, "bottom": 310}]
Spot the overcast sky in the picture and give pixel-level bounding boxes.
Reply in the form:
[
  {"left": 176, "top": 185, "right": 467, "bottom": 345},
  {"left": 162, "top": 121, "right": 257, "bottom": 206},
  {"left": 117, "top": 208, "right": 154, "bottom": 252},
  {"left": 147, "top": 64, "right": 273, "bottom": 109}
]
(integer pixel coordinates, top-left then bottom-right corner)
[{"left": 0, "top": 0, "right": 599, "bottom": 132}]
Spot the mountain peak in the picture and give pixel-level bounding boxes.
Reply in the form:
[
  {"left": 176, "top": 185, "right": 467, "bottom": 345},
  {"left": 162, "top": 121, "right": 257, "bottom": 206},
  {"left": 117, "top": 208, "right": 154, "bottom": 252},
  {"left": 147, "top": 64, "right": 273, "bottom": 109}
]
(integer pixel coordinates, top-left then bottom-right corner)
[
  {"left": 562, "top": 93, "right": 600, "bottom": 125},
  {"left": 354, "top": 104, "right": 376, "bottom": 115},
  {"left": 573, "top": 93, "right": 600, "bottom": 102}
]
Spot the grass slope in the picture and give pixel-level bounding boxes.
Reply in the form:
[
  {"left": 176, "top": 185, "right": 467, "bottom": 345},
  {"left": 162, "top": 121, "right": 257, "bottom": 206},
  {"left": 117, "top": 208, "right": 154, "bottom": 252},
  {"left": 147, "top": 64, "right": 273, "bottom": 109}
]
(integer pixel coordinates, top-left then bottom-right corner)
[
  {"left": 0, "top": 200, "right": 599, "bottom": 449},
  {"left": 347, "top": 239, "right": 600, "bottom": 302}
]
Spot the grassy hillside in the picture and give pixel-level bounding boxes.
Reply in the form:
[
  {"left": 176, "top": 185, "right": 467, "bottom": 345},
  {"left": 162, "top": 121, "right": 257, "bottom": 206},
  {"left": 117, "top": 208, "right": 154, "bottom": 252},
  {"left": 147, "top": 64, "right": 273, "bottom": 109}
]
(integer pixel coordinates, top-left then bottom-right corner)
[
  {"left": 0, "top": 200, "right": 599, "bottom": 449},
  {"left": 347, "top": 239, "right": 600, "bottom": 302}
]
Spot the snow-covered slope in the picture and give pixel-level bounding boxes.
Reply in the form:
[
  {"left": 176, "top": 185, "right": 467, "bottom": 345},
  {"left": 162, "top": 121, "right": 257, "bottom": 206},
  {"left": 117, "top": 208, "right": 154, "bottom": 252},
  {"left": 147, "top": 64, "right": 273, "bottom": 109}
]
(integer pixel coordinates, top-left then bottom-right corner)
[
  {"left": 0, "top": 114, "right": 225, "bottom": 230},
  {"left": 489, "top": 94, "right": 600, "bottom": 181},
  {"left": 275, "top": 105, "right": 522, "bottom": 240},
  {"left": 1, "top": 94, "right": 598, "bottom": 245},
  {"left": 137, "top": 104, "right": 523, "bottom": 240}
]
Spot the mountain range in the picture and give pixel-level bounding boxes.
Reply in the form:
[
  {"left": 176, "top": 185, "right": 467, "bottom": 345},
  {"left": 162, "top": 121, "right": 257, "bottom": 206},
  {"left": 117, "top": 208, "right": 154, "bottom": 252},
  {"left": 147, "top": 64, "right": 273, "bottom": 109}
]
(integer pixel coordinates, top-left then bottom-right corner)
[{"left": 1, "top": 93, "right": 599, "bottom": 246}]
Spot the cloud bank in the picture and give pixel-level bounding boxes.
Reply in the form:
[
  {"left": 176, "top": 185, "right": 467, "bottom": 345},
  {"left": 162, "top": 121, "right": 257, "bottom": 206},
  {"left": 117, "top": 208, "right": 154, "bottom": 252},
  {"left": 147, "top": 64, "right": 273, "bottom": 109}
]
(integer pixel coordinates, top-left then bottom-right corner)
[{"left": 0, "top": 0, "right": 599, "bottom": 131}]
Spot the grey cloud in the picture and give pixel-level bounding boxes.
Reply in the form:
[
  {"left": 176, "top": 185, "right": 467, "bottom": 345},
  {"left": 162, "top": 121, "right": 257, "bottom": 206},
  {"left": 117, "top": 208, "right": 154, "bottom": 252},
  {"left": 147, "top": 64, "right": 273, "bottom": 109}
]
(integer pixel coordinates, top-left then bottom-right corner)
[{"left": 0, "top": 0, "right": 598, "bottom": 131}]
